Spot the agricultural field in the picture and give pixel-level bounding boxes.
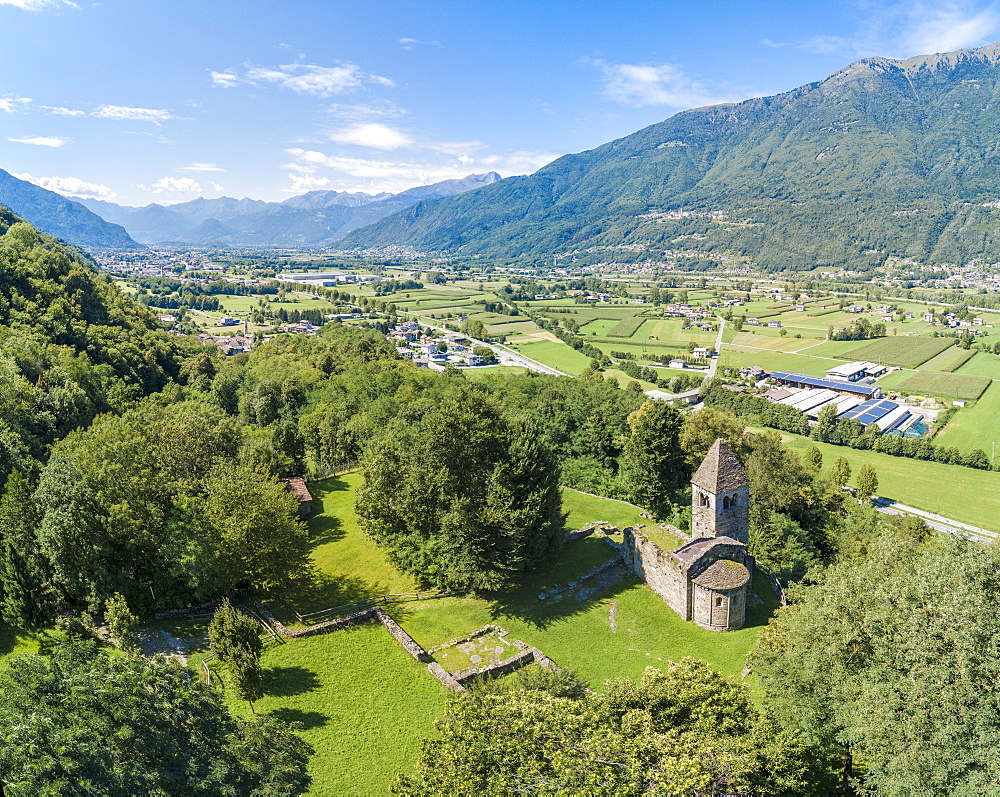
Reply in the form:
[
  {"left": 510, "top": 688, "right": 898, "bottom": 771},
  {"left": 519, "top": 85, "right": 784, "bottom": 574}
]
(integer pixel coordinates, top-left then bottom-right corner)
[
  {"left": 772, "top": 433, "right": 1000, "bottom": 532},
  {"left": 839, "top": 337, "right": 955, "bottom": 368},
  {"left": 936, "top": 382, "right": 1000, "bottom": 454},
  {"left": 717, "top": 346, "right": 840, "bottom": 376},
  {"left": 956, "top": 351, "right": 1000, "bottom": 379},
  {"left": 606, "top": 317, "right": 647, "bottom": 337},
  {"left": 578, "top": 318, "right": 620, "bottom": 336},
  {"left": 917, "top": 346, "right": 977, "bottom": 373},
  {"left": 890, "top": 371, "right": 991, "bottom": 402},
  {"left": 512, "top": 340, "right": 593, "bottom": 374}
]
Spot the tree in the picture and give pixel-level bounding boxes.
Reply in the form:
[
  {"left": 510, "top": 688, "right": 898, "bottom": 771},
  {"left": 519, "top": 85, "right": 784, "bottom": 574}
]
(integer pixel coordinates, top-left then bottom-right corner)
[
  {"left": 802, "top": 445, "right": 823, "bottom": 474},
  {"left": 830, "top": 456, "right": 851, "bottom": 487},
  {"left": 0, "top": 642, "right": 311, "bottom": 794},
  {"left": 754, "top": 534, "right": 1000, "bottom": 796},
  {"left": 104, "top": 593, "right": 139, "bottom": 655},
  {"left": 210, "top": 599, "right": 265, "bottom": 712},
  {"left": 855, "top": 464, "right": 879, "bottom": 502},
  {"left": 679, "top": 408, "right": 748, "bottom": 470},
  {"left": 811, "top": 403, "right": 838, "bottom": 442},
  {"left": 460, "top": 319, "right": 487, "bottom": 339},
  {"left": 0, "top": 471, "right": 54, "bottom": 629},
  {"left": 399, "top": 660, "right": 832, "bottom": 795},
  {"left": 356, "top": 393, "right": 564, "bottom": 591},
  {"left": 618, "top": 399, "right": 686, "bottom": 518}
]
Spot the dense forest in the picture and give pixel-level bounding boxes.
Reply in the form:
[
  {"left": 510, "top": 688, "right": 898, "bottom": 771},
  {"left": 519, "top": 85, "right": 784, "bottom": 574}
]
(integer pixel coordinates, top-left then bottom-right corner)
[{"left": 1, "top": 208, "right": 998, "bottom": 793}]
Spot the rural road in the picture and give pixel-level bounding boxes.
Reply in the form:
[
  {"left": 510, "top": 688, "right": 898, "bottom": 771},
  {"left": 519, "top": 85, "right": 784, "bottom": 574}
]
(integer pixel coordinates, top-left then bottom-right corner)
[{"left": 872, "top": 496, "right": 997, "bottom": 544}]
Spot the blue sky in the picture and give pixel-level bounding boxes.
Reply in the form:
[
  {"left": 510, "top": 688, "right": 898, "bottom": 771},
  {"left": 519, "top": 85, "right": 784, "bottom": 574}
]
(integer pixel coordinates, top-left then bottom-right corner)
[{"left": 2, "top": 0, "right": 999, "bottom": 206}]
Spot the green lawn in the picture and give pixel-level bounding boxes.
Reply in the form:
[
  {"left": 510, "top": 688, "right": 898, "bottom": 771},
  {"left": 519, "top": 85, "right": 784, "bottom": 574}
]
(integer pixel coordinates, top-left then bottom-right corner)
[
  {"left": 227, "top": 625, "right": 447, "bottom": 796},
  {"left": 717, "top": 346, "right": 838, "bottom": 376},
  {"left": 772, "top": 432, "right": 1000, "bottom": 531},
  {"left": 578, "top": 318, "right": 620, "bottom": 336},
  {"left": 935, "top": 381, "right": 1000, "bottom": 454}
]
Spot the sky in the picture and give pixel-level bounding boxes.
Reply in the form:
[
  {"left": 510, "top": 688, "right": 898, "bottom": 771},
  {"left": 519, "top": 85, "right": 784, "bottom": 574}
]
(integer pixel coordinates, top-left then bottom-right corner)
[{"left": 2, "top": 0, "right": 1000, "bottom": 206}]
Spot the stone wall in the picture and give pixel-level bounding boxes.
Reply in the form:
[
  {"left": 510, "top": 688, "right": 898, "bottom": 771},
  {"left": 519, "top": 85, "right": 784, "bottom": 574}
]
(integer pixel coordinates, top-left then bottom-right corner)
[
  {"left": 621, "top": 528, "right": 690, "bottom": 620},
  {"left": 691, "top": 486, "right": 749, "bottom": 543}
]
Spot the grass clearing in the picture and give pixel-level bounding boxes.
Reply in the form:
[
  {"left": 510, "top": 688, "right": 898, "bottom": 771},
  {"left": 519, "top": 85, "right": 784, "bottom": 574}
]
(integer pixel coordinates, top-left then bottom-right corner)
[
  {"left": 935, "top": 381, "right": 1000, "bottom": 453},
  {"left": 579, "top": 318, "right": 621, "bottom": 336},
  {"left": 840, "top": 337, "right": 955, "bottom": 368},
  {"left": 891, "top": 370, "right": 990, "bottom": 401},
  {"left": 229, "top": 625, "right": 446, "bottom": 796}
]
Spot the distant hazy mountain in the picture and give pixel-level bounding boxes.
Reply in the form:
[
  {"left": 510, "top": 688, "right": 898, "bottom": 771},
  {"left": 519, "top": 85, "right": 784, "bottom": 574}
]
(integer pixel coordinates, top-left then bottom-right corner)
[
  {"left": 0, "top": 170, "right": 140, "bottom": 250},
  {"left": 340, "top": 42, "right": 1000, "bottom": 270},
  {"left": 81, "top": 172, "right": 501, "bottom": 246}
]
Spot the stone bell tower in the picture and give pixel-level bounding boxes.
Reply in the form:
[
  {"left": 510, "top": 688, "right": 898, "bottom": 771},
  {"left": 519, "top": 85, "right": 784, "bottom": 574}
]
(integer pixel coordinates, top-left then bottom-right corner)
[{"left": 690, "top": 439, "right": 750, "bottom": 544}]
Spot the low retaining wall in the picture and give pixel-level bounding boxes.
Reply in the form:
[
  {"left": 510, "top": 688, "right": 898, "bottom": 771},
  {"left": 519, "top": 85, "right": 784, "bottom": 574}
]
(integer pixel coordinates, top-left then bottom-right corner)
[
  {"left": 153, "top": 588, "right": 252, "bottom": 619},
  {"left": 373, "top": 607, "right": 430, "bottom": 662}
]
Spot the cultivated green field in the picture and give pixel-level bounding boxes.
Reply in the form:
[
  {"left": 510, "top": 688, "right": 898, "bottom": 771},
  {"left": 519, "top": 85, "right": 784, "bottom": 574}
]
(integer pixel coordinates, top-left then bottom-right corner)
[
  {"left": 606, "top": 317, "right": 647, "bottom": 337},
  {"left": 891, "top": 371, "right": 991, "bottom": 402},
  {"left": 917, "top": 346, "right": 976, "bottom": 372},
  {"left": 717, "top": 346, "right": 839, "bottom": 376},
  {"left": 935, "top": 382, "right": 1000, "bottom": 454},
  {"left": 839, "top": 337, "right": 955, "bottom": 368},
  {"left": 578, "top": 318, "right": 620, "bottom": 336}
]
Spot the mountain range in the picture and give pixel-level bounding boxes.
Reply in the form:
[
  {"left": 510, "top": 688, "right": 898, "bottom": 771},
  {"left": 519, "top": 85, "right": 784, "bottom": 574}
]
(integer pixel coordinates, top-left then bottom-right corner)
[
  {"left": 78, "top": 172, "right": 501, "bottom": 247},
  {"left": 0, "top": 169, "right": 139, "bottom": 250},
  {"left": 340, "top": 41, "right": 1000, "bottom": 271}
]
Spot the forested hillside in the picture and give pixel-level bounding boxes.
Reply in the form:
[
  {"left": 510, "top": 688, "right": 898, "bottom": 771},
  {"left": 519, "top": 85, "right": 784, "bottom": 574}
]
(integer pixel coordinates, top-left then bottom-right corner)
[{"left": 343, "top": 42, "right": 1000, "bottom": 270}]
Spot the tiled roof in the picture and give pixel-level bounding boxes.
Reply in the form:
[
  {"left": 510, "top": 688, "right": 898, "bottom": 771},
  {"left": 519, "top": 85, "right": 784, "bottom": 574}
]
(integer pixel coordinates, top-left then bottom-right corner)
[
  {"left": 690, "top": 439, "right": 749, "bottom": 494},
  {"left": 672, "top": 535, "right": 743, "bottom": 567},
  {"left": 284, "top": 477, "right": 313, "bottom": 504}
]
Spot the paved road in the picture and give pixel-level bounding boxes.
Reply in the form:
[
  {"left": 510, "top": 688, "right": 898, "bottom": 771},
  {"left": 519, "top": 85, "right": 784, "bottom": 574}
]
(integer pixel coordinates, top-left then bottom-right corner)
[
  {"left": 871, "top": 496, "right": 997, "bottom": 544},
  {"left": 706, "top": 318, "right": 725, "bottom": 379}
]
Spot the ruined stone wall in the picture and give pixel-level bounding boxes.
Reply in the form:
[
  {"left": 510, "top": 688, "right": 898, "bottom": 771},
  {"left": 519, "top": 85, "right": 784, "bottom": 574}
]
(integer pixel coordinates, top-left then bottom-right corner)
[{"left": 621, "top": 528, "right": 690, "bottom": 621}]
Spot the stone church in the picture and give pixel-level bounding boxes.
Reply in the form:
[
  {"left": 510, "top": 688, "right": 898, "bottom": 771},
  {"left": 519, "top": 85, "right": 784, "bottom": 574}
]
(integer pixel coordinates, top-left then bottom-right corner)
[{"left": 621, "top": 439, "right": 752, "bottom": 631}]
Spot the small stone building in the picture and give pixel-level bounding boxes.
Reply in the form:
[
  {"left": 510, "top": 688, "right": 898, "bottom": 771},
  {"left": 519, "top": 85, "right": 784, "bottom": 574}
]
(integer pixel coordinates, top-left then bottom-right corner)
[
  {"left": 284, "top": 477, "right": 314, "bottom": 518},
  {"left": 621, "top": 439, "right": 752, "bottom": 631}
]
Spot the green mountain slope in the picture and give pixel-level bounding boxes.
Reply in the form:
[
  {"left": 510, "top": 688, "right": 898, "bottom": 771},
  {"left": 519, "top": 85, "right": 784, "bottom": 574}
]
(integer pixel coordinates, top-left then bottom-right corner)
[{"left": 341, "top": 42, "right": 1000, "bottom": 270}]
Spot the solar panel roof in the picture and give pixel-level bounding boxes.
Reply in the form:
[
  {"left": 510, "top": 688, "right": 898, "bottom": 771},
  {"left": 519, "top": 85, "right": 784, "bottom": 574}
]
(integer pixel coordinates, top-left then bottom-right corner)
[
  {"left": 838, "top": 398, "right": 898, "bottom": 425},
  {"left": 768, "top": 372, "right": 879, "bottom": 395}
]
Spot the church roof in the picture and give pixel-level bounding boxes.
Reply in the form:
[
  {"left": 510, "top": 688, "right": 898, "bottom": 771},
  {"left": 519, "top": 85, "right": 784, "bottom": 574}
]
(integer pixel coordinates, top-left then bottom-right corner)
[
  {"left": 691, "top": 438, "right": 749, "bottom": 494},
  {"left": 672, "top": 535, "right": 743, "bottom": 568},
  {"left": 691, "top": 559, "right": 750, "bottom": 590}
]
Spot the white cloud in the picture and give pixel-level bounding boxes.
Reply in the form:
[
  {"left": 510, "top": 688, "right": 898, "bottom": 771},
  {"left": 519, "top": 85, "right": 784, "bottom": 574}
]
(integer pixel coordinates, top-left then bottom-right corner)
[
  {"left": 282, "top": 146, "right": 557, "bottom": 194},
  {"left": 138, "top": 176, "right": 203, "bottom": 195},
  {"left": 898, "top": 1, "right": 998, "bottom": 54},
  {"left": 178, "top": 162, "right": 225, "bottom": 172},
  {"left": 209, "top": 181, "right": 225, "bottom": 193},
  {"left": 93, "top": 104, "right": 173, "bottom": 122},
  {"left": 592, "top": 59, "right": 742, "bottom": 108},
  {"left": 216, "top": 63, "right": 393, "bottom": 96},
  {"left": 8, "top": 136, "right": 69, "bottom": 147},
  {"left": 0, "top": 0, "right": 77, "bottom": 9},
  {"left": 0, "top": 97, "right": 31, "bottom": 113},
  {"left": 209, "top": 70, "right": 240, "bottom": 88},
  {"left": 14, "top": 173, "right": 115, "bottom": 200},
  {"left": 43, "top": 105, "right": 85, "bottom": 116},
  {"left": 775, "top": 1, "right": 1000, "bottom": 60},
  {"left": 328, "top": 123, "right": 413, "bottom": 150}
]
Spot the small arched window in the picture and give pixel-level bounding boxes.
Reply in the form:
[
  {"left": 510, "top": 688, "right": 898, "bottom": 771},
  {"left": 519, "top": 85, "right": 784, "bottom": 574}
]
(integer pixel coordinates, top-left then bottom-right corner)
[
  {"left": 699, "top": 492, "right": 710, "bottom": 507},
  {"left": 722, "top": 496, "right": 731, "bottom": 510}
]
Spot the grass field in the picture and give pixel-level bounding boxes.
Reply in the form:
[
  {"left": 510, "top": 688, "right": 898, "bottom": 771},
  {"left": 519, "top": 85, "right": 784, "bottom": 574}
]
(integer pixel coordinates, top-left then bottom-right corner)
[
  {"left": 917, "top": 346, "right": 976, "bottom": 373},
  {"left": 956, "top": 351, "right": 1000, "bottom": 379},
  {"left": 717, "top": 346, "right": 839, "bottom": 376},
  {"left": 514, "top": 340, "right": 593, "bottom": 374},
  {"left": 935, "top": 382, "right": 1000, "bottom": 454},
  {"left": 606, "top": 317, "right": 647, "bottom": 337},
  {"left": 890, "top": 370, "right": 991, "bottom": 401},
  {"left": 771, "top": 432, "right": 1000, "bottom": 532},
  {"left": 228, "top": 625, "right": 446, "bottom": 796},
  {"left": 840, "top": 337, "right": 955, "bottom": 368},
  {"left": 578, "top": 318, "right": 620, "bottom": 336}
]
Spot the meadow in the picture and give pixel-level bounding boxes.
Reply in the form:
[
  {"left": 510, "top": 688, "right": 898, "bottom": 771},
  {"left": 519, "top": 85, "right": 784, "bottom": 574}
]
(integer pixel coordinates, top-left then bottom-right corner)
[
  {"left": 935, "top": 381, "right": 1000, "bottom": 454},
  {"left": 773, "top": 432, "right": 1000, "bottom": 531},
  {"left": 513, "top": 339, "right": 594, "bottom": 374},
  {"left": 840, "top": 337, "right": 955, "bottom": 368},
  {"left": 890, "top": 370, "right": 991, "bottom": 401}
]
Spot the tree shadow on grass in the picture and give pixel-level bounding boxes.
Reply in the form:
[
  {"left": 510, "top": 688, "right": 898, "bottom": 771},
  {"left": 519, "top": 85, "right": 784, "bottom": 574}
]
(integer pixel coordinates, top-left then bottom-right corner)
[
  {"left": 263, "top": 665, "right": 321, "bottom": 697},
  {"left": 305, "top": 475, "right": 353, "bottom": 545},
  {"left": 267, "top": 708, "right": 328, "bottom": 730}
]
